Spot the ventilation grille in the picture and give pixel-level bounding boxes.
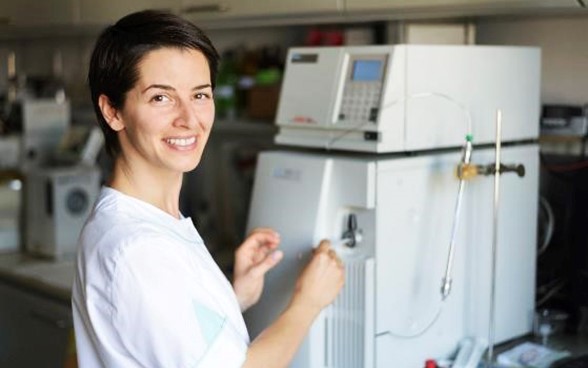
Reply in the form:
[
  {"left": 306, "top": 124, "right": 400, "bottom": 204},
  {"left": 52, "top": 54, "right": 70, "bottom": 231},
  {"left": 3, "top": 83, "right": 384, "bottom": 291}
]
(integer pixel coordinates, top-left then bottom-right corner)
[{"left": 326, "top": 257, "right": 374, "bottom": 367}]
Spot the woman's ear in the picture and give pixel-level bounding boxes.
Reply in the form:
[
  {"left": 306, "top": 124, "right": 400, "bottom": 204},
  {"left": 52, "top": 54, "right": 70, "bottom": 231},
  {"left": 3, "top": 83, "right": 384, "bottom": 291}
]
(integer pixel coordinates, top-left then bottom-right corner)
[{"left": 98, "top": 94, "right": 124, "bottom": 131}]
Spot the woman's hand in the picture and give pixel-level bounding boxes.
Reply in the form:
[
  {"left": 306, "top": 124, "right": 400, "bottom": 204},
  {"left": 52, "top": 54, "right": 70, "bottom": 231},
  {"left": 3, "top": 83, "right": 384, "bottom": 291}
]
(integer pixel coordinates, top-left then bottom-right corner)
[
  {"left": 242, "top": 239, "right": 344, "bottom": 368},
  {"left": 291, "top": 240, "right": 345, "bottom": 314},
  {"left": 233, "top": 228, "right": 283, "bottom": 312}
]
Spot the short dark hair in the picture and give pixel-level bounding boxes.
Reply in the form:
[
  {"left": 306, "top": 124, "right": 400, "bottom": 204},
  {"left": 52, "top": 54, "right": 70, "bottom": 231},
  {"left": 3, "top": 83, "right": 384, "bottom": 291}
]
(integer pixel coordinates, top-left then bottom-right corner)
[{"left": 88, "top": 10, "right": 220, "bottom": 157}]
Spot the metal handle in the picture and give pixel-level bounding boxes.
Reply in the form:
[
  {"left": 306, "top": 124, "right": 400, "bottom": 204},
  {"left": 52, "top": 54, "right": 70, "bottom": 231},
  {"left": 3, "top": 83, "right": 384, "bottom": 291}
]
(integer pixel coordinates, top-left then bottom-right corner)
[
  {"left": 476, "top": 163, "right": 525, "bottom": 177},
  {"left": 181, "top": 3, "right": 230, "bottom": 14},
  {"left": 501, "top": 164, "right": 525, "bottom": 177},
  {"left": 341, "top": 213, "right": 361, "bottom": 248}
]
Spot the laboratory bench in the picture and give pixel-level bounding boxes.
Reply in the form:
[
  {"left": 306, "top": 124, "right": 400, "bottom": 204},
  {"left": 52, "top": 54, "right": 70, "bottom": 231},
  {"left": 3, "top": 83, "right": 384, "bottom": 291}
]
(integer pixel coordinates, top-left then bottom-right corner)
[
  {"left": 0, "top": 252, "right": 74, "bottom": 302},
  {"left": 0, "top": 252, "right": 75, "bottom": 368}
]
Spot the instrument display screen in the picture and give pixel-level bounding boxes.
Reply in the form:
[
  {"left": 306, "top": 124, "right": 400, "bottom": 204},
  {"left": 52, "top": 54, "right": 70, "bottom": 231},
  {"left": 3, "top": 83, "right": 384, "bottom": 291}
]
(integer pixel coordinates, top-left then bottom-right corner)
[{"left": 352, "top": 60, "right": 382, "bottom": 81}]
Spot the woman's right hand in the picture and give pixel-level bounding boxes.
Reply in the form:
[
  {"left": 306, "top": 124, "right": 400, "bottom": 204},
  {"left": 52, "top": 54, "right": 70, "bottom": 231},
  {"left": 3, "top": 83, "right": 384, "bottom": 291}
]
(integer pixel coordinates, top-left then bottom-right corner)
[
  {"left": 244, "top": 240, "right": 344, "bottom": 368},
  {"left": 291, "top": 240, "right": 345, "bottom": 313}
]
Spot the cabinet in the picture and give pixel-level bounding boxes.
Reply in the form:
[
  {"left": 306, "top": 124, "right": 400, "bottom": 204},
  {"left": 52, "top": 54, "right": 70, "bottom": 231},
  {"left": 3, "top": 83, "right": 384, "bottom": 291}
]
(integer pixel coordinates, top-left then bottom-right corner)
[
  {"left": 347, "top": 0, "right": 485, "bottom": 11},
  {"left": 345, "top": 0, "right": 583, "bottom": 13},
  {"left": 78, "top": 0, "right": 341, "bottom": 26},
  {"left": 179, "top": 0, "right": 341, "bottom": 21},
  {"left": 79, "top": 0, "right": 180, "bottom": 25},
  {"left": 0, "top": 0, "right": 77, "bottom": 26},
  {"left": 0, "top": 281, "right": 73, "bottom": 367}
]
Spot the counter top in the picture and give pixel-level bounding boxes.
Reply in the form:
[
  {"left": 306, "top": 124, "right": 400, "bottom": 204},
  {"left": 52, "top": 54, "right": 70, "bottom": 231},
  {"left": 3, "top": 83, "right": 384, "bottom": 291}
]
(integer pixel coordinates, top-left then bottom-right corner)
[{"left": 0, "top": 252, "right": 74, "bottom": 303}]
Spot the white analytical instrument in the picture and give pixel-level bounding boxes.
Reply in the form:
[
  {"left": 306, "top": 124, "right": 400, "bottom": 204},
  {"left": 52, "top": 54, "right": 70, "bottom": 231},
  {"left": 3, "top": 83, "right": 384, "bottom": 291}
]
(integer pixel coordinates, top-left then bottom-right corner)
[
  {"left": 244, "top": 45, "right": 540, "bottom": 368},
  {"left": 25, "top": 165, "right": 100, "bottom": 260},
  {"left": 275, "top": 45, "right": 539, "bottom": 153}
]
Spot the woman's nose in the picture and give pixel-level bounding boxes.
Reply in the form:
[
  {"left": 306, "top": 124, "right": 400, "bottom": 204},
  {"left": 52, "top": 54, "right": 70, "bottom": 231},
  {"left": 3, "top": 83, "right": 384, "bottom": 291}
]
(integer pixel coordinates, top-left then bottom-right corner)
[{"left": 174, "top": 100, "right": 198, "bottom": 128}]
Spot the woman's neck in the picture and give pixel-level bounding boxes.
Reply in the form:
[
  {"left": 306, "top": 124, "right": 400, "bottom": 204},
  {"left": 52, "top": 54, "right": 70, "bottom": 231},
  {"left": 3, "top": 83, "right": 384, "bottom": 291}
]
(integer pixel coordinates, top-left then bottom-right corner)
[{"left": 109, "top": 156, "right": 184, "bottom": 219}]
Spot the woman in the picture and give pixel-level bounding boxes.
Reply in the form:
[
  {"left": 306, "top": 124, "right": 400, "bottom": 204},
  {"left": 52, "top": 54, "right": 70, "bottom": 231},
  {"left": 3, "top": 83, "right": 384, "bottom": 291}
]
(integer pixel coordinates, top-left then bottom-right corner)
[{"left": 71, "top": 9, "right": 344, "bottom": 368}]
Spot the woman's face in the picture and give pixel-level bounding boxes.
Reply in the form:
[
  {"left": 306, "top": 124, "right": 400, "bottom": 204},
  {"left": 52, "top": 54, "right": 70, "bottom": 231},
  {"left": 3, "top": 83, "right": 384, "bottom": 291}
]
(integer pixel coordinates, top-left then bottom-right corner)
[{"left": 108, "top": 47, "right": 215, "bottom": 175}]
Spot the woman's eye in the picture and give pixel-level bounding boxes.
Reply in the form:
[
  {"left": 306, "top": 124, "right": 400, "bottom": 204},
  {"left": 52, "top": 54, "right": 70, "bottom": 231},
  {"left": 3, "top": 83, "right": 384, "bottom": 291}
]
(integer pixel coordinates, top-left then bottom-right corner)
[
  {"left": 151, "top": 94, "right": 170, "bottom": 103},
  {"left": 195, "top": 92, "right": 211, "bottom": 100}
]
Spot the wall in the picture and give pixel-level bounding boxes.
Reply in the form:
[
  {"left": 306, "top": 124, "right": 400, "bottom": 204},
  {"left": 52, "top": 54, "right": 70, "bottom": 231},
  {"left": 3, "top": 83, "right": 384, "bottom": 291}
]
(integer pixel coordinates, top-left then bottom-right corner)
[{"left": 476, "top": 14, "right": 588, "bottom": 106}]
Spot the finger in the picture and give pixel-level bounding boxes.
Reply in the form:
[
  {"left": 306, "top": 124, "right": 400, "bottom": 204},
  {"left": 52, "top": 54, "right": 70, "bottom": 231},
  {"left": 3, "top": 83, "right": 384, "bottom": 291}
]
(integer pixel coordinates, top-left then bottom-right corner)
[
  {"left": 248, "top": 227, "right": 275, "bottom": 234},
  {"left": 243, "top": 229, "right": 280, "bottom": 249},
  {"left": 252, "top": 250, "right": 283, "bottom": 276},
  {"left": 315, "top": 239, "right": 331, "bottom": 253},
  {"left": 259, "top": 229, "right": 281, "bottom": 244},
  {"left": 248, "top": 227, "right": 279, "bottom": 239},
  {"left": 335, "top": 255, "right": 344, "bottom": 268},
  {"left": 326, "top": 248, "right": 344, "bottom": 268}
]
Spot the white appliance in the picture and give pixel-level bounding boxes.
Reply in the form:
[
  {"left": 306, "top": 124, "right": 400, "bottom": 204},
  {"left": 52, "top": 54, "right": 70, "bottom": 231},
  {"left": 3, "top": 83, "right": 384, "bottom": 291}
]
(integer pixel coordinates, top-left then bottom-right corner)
[
  {"left": 245, "top": 45, "right": 540, "bottom": 367},
  {"left": 25, "top": 165, "right": 100, "bottom": 260},
  {"left": 275, "top": 45, "right": 539, "bottom": 152}
]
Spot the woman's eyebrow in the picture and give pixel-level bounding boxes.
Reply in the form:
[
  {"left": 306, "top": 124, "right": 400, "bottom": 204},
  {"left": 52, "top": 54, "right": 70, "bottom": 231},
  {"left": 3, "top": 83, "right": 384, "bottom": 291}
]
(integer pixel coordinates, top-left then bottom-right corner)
[
  {"left": 193, "top": 84, "right": 212, "bottom": 91},
  {"left": 141, "top": 84, "right": 174, "bottom": 93},
  {"left": 141, "top": 83, "right": 212, "bottom": 93}
]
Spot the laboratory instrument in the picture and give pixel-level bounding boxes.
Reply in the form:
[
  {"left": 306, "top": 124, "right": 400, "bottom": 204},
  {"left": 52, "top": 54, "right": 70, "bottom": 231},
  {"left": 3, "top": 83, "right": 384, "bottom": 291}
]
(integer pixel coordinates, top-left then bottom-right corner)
[
  {"left": 275, "top": 45, "right": 538, "bottom": 153},
  {"left": 245, "top": 44, "right": 540, "bottom": 367},
  {"left": 25, "top": 165, "right": 100, "bottom": 260}
]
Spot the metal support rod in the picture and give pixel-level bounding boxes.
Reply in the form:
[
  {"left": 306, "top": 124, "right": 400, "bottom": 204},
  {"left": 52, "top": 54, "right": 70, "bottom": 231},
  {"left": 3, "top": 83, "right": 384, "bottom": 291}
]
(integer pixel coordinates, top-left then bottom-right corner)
[{"left": 487, "top": 110, "right": 502, "bottom": 366}]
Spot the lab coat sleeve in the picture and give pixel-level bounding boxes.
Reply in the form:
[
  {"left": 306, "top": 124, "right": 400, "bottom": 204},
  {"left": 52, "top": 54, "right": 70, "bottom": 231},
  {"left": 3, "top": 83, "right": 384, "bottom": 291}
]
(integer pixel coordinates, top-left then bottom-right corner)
[{"left": 110, "top": 236, "right": 246, "bottom": 368}]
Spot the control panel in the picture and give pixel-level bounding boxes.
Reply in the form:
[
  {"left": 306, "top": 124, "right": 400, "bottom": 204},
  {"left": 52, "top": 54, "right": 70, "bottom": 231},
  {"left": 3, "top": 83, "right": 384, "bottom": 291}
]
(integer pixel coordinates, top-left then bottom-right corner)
[{"left": 337, "top": 54, "right": 388, "bottom": 125}]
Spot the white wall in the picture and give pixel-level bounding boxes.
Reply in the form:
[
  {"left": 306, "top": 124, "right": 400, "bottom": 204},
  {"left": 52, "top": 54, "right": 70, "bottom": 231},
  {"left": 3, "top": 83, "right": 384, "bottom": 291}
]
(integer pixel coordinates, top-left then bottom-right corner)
[{"left": 476, "top": 14, "right": 588, "bottom": 106}]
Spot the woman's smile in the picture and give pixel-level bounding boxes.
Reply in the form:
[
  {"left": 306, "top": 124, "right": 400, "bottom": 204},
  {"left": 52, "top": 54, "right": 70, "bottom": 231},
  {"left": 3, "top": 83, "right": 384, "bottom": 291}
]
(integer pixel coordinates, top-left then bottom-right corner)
[{"left": 163, "top": 136, "right": 198, "bottom": 150}]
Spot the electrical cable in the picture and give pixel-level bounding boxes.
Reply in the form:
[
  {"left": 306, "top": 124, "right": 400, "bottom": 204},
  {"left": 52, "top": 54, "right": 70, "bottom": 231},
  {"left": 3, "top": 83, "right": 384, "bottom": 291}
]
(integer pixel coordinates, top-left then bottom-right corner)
[
  {"left": 537, "top": 196, "right": 555, "bottom": 257},
  {"left": 409, "top": 92, "right": 473, "bottom": 135},
  {"left": 324, "top": 120, "right": 371, "bottom": 151},
  {"left": 324, "top": 91, "right": 473, "bottom": 151},
  {"left": 375, "top": 304, "right": 444, "bottom": 339},
  {"left": 536, "top": 279, "right": 567, "bottom": 307},
  {"left": 537, "top": 277, "right": 564, "bottom": 296}
]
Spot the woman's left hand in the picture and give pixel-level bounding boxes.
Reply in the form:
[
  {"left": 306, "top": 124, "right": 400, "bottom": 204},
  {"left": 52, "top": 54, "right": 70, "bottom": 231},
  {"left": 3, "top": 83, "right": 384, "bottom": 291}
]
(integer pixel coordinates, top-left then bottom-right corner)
[{"left": 233, "top": 228, "right": 283, "bottom": 312}]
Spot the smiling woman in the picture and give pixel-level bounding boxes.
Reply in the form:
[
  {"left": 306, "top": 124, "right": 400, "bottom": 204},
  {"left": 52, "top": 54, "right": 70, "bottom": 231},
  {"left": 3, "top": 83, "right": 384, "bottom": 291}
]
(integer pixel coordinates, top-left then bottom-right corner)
[
  {"left": 71, "top": 9, "right": 345, "bottom": 368},
  {"left": 101, "top": 47, "right": 215, "bottom": 188}
]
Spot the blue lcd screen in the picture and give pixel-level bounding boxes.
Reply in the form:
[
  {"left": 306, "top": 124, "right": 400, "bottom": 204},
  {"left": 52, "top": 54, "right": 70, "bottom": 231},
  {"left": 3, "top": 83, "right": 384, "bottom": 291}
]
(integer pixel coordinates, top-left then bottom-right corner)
[{"left": 352, "top": 60, "right": 382, "bottom": 81}]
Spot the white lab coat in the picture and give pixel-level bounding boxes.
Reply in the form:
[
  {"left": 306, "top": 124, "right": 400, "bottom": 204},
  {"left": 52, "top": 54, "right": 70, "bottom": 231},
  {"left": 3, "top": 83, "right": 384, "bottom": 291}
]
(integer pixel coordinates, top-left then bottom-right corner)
[{"left": 72, "top": 187, "right": 248, "bottom": 367}]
